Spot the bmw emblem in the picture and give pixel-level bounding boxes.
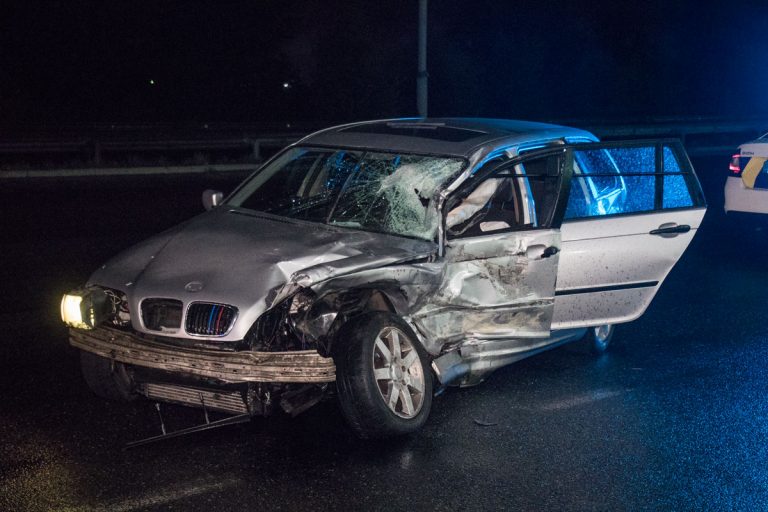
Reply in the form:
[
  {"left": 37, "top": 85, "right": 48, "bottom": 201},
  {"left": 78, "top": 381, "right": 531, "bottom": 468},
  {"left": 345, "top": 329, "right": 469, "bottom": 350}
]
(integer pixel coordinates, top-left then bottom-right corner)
[{"left": 185, "top": 281, "right": 204, "bottom": 293}]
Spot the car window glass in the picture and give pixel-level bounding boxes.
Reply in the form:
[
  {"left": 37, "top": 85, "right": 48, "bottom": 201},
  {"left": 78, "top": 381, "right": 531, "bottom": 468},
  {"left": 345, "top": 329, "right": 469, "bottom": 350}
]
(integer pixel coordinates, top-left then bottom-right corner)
[
  {"left": 228, "top": 147, "right": 464, "bottom": 240},
  {"left": 236, "top": 149, "right": 360, "bottom": 222},
  {"left": 447, "top": 153, "right": 561, "bottom": 238},
  {"left": 565, "top": 143, "right": 701, "bottom": 220},
  {"left": 329, "top": 153, "right": 463, "bottom": 240},
  {"left": 565, "top": 149, "right": 626, "bottom": 218},
  {"left": 619, "top": 175, "right": 656, "bottom": 213},
  {"left": 607, "top": 146, "right": 655, "bottom": 172},
  {"left": 662, "top": 146, "right": 694, "bottom": 208}
]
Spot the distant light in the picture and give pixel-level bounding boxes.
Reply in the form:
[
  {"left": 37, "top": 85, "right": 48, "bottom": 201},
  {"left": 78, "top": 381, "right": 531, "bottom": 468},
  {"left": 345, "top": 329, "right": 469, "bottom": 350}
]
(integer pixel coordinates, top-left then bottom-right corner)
[
  {"left": 149, "top": 79, "right": 155, "bottom": 85},
  {"left": 282, "top": 82, "right": 290, "bottom": 89}
]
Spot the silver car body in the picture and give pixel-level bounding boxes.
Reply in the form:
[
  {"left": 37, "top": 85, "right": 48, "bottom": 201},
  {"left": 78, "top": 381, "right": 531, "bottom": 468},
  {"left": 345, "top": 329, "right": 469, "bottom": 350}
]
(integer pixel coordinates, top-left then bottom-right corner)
[{"left": 71, "top": 118, "right": 706, "bottom": 392}]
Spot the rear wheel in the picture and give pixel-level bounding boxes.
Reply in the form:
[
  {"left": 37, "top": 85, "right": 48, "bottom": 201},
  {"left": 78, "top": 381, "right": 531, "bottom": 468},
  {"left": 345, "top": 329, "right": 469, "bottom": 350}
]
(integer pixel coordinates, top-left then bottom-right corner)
[
  {"left": 581, "top": 324, "right": 614, "bottom": 354},
  {"left": 334, "top": 312, "right": 433, "bottom": 438},
  {"left": 80, "top": 351, "right": 136, "bottom": 401}
]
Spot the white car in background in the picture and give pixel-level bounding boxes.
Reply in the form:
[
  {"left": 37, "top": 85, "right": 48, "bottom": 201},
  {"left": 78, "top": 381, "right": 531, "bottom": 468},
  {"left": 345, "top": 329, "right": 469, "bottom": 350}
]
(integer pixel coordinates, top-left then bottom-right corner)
[{"left": 725, "top": 133, "right": 768, "bottom": 214}]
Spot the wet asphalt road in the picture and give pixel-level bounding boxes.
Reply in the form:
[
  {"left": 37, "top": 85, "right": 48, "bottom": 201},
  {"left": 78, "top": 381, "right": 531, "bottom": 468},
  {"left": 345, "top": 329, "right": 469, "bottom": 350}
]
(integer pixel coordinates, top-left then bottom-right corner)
[{"left": 3, "top": 156, "right": 768, "bottom": 511}]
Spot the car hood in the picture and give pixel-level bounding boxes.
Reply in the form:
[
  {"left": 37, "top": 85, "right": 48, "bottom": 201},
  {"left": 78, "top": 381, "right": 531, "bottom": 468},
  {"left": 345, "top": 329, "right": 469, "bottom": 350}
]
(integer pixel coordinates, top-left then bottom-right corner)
[{"left": 88, "top": 208, "right": 436, "bottom": 340}]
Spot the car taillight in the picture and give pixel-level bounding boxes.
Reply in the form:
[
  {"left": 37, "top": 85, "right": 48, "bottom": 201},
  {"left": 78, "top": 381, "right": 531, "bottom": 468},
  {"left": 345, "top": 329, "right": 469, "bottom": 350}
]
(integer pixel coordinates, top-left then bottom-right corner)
[{"left": 730, "top": 154, "right": 742, "bottom": 175}]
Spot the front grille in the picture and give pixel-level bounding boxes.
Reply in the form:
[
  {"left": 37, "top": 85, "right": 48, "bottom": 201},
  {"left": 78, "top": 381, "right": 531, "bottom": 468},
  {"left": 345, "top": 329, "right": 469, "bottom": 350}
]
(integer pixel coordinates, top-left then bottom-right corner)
[
  {"left": 185, "top": 302, "right": 237, "bottom": 336},
  {"left": 141, "top": 382, "right": 248, "bottom": 415},
  {"left": 141, "top": 299, "right": 183, "bottom": 332}
]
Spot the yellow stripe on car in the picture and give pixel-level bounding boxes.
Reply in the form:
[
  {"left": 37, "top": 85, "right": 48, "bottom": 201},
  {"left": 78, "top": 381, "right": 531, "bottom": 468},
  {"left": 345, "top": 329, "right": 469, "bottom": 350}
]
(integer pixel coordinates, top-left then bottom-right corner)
[{"left": 741, "top": 156, "right": 767, "bottom": 189}]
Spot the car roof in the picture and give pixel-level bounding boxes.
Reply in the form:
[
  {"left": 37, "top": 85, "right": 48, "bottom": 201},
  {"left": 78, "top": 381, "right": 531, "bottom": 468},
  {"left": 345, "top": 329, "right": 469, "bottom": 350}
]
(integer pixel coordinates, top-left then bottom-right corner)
[{"left": 296, "top": 118, "right": 598, "bottom": 158}]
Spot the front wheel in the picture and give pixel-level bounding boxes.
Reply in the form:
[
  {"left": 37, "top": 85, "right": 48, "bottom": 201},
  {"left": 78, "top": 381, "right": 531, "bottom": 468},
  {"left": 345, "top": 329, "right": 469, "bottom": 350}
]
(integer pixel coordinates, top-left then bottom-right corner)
[
  {"left": 334, "top": 312, "right": 433, "bottom": 439},
  {"left": 581, "top": 324, "right": 615, "bottom": 354}
]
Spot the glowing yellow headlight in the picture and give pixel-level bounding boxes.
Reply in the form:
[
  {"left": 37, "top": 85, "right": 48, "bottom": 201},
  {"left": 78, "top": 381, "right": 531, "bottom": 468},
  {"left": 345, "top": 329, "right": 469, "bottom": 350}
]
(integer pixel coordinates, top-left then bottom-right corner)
[
  {"left": 61, "top": 293, "right": 91, "bottom": 329},
  {"left": 61, "top": 288, "right": 110, "bottom": 329}
]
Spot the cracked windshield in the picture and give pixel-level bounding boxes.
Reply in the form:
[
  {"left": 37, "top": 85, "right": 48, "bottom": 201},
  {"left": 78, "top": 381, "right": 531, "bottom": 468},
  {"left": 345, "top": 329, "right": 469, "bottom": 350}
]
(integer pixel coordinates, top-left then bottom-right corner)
[{"left": 228, "top": 147, "right": 464, "bottom": 240}]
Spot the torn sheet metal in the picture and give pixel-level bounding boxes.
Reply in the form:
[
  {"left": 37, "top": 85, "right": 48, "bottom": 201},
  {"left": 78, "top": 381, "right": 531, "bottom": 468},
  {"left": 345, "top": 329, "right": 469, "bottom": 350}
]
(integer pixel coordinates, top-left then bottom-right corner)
[
  {"left": 408, "top": 230, "right": 560, "bottom": 354},
  {"left": 267, "top": 247, "right": 435, "bottom": 309},
  {"left": 87, "top": 208, "right": 436, "bottom": 342}
]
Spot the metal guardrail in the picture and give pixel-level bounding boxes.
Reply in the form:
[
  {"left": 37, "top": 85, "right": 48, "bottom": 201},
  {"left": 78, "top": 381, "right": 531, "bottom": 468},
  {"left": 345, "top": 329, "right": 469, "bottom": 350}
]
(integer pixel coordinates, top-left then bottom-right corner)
[
  {"left": 1, "top": 118, "right": 765, "bottom": 178},
  {"left": 1, "top": 164, "right": 261, "bottom": 179},
  {"left": 0, "top": 132, "right": 303, "bottom": 167}
]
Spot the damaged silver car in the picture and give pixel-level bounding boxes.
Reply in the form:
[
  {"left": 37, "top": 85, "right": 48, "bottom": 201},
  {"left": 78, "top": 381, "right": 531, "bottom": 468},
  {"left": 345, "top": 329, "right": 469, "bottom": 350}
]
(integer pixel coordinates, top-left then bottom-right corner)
[{"left": 62, "top": 118, "right": 706, "bottom": 439}]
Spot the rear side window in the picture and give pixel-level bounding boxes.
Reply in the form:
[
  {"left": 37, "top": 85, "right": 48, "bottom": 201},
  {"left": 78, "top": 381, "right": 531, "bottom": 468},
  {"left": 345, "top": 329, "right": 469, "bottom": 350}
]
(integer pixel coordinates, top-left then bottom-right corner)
[
  {"left": 564, "top": 142, "right": 703, "bottom": 220},
  {"left": 662, "top": 147, "right": 694, "bottom": 208}
]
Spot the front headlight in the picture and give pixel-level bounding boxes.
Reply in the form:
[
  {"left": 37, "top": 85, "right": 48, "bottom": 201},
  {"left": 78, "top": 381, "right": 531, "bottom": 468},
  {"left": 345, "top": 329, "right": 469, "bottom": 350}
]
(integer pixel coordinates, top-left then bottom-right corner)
[{"left": 60, "top": 288, "right": 109, "bottom": 329}]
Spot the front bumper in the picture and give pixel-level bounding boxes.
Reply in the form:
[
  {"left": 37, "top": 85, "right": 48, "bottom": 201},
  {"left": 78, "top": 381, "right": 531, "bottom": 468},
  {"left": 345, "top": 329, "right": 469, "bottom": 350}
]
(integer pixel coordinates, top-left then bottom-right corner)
[{"left": 69, "top": 326, "right": 336, "bottom": 384}]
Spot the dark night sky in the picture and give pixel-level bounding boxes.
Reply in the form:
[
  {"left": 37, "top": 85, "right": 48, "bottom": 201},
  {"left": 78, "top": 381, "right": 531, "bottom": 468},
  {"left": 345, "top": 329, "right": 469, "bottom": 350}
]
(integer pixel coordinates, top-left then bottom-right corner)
[{"left": 1, "top": 0, "right": 766, "bottom": 128}]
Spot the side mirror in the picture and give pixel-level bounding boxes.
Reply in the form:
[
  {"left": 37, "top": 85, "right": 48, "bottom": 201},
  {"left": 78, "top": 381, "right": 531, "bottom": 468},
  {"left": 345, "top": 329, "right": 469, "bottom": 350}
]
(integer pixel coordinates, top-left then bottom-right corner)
[{"left": 202, "top": 189, "right": 224, "bottom": 211}]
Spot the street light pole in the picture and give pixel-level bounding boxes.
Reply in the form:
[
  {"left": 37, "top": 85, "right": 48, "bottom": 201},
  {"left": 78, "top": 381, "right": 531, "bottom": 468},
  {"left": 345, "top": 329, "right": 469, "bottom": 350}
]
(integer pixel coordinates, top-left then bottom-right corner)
[{"left": 417, "top": 0, "right": 428, "bottom": 118}]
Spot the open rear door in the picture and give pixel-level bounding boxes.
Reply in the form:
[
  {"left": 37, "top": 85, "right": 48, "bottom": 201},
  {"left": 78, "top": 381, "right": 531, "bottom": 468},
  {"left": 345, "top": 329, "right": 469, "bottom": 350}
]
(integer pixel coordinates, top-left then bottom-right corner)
[{"left": 551, "top": 140, "right": 706, "bottom": 329}]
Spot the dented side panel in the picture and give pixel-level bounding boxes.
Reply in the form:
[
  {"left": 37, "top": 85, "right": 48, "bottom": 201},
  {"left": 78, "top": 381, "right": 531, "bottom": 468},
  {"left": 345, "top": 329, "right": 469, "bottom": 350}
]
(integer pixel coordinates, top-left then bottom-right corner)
[{"left": 410, "top": 230, "right": 560, "bottom": 353}]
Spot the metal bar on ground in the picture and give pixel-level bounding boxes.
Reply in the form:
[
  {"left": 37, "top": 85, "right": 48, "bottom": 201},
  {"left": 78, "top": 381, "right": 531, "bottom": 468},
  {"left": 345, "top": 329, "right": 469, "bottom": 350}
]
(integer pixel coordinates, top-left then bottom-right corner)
[{"left": 124, "top": 413, "right": 251, "bottom": 450}]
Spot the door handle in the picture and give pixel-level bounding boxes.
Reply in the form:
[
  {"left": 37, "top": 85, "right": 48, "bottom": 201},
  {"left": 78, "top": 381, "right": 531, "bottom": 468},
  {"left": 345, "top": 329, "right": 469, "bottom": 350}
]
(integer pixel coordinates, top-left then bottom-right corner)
[
  {"left": 650, "top": 223, "right": 691, "bottom": 237},
  {"left": 527, "top": 244, "right": 560, "bottom": 259},
  {"left": 541, "top": 246, "right": 560, "bottom": 258}
]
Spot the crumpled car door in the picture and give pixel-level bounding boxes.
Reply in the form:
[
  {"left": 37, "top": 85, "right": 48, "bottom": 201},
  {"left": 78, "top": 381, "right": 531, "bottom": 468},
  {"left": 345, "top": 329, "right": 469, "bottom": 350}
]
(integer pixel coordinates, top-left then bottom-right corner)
[{"left": 411, "top": 148, "right": 570, "bottom": 348}]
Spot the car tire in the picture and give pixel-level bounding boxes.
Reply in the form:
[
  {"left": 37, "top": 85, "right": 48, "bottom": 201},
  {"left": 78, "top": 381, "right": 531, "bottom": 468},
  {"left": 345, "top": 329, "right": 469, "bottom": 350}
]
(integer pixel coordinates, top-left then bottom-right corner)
[
  {"left": 80, "top": 351, "right": 136, "bottom": 401},
  {"left": 334, "top": 312, "right": 433, "bottom": 439},
  {"left": 581, "top": 324, "right": 615, "bottom": 354}
]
